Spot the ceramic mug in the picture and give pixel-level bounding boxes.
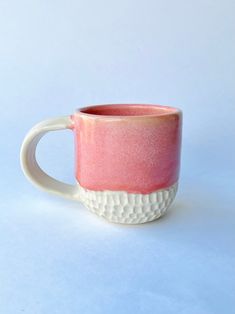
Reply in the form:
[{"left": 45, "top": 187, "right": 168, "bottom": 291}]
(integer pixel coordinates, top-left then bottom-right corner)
[{"left": 21, "top": 104, "right": 182, "bottom": 224}]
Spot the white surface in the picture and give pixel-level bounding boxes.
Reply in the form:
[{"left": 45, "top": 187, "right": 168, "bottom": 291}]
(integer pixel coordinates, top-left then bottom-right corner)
[
  {"left": 20, "top": 115, "right": 78, "bottom": 199},
  {"left": 77, "top": 181, "right": 178, "bottom": 224},
  {"left": 0, "top": 0, "right": 235, "bottom": 313},
  {"left": 1, "top": 177, "right": 234, "bottom": 314}
]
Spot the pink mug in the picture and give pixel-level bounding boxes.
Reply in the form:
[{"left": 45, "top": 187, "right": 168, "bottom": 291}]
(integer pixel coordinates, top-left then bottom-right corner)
[{"left": 21, "top": 104, "right": 182, "bottom": 224}]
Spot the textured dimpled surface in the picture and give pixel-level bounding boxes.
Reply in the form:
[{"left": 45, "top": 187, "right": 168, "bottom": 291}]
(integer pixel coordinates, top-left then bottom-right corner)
[{"left": 77, "top": 182, "right": 178, "bottom": 224}]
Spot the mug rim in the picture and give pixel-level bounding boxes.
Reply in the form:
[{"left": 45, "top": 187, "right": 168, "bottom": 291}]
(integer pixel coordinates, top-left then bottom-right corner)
[{"left": 75, "top": 103, "right": 182, "bottom": 119}]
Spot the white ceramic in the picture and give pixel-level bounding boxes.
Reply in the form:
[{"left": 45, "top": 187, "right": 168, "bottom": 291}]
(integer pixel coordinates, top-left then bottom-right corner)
[{"left": 21, "top": 104, "right": 182, "bottom": 224}]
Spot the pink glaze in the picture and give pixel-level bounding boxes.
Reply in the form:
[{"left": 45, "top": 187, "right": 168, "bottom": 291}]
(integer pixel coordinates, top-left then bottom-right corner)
[{"left": 72, "top": 104, "right": 182, "bottom": 194}]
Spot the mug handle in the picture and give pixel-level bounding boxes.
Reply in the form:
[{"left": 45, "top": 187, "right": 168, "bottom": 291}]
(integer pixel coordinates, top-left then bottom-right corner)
[{"left": 20, "top": 116, "right": 78, "bottom": 200}]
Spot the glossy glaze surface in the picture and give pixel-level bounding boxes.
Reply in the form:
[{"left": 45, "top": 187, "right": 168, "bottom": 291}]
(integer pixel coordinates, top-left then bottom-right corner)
[{"left": 73, "top": 104, "right": 182, "bottom": 194}]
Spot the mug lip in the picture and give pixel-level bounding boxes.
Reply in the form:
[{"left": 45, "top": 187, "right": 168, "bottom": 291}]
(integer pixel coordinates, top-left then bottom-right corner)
[{"left": 75, "top": 103, "right": 182, "bottom": 119}]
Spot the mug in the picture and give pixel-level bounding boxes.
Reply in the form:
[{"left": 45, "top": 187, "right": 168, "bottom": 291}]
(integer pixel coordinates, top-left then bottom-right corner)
[{"left": 20, "top": 104, "right": 182, "bottom": 224}]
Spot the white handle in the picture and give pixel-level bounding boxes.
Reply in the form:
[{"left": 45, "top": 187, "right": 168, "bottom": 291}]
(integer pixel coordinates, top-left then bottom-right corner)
[{"left": 20, "top": 116, "right": 78, "bottom": 200}]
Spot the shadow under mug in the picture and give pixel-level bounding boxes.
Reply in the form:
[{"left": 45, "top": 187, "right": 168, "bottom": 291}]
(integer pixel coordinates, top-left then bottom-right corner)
[{"left": 21, "top": 104, "right": 182, "bottom": 224}]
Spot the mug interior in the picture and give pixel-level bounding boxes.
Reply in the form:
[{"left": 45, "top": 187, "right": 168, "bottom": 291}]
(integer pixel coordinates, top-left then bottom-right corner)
[{"left": 78, "top": 104, "right": 179, "bottom": 117}]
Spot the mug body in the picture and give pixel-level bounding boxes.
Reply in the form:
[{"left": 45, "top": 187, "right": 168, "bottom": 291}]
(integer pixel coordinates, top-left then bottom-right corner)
[{"left": 72, "top": 104, "right": 182, "bottom": 224}]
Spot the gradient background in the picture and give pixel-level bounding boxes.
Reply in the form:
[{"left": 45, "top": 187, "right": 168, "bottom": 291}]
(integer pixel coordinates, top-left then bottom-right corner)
[{"left": 0, "top": 0, "right": 234, "bottom": 313}]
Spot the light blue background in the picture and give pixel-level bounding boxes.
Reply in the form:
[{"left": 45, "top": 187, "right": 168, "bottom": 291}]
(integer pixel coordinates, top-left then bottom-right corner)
[{"left": 0, "top": 0, "right": 235, "bottom": 313}]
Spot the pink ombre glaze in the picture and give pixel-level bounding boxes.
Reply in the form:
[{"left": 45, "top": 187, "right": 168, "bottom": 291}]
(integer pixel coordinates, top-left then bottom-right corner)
[{"left": 72, "top": 104, "right": 182, "bottom": 194}]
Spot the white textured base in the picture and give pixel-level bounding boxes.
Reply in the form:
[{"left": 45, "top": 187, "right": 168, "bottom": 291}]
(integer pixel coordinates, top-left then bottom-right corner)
[{"left": 77, "top": 182, "right": 178, "bottom": 224}]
